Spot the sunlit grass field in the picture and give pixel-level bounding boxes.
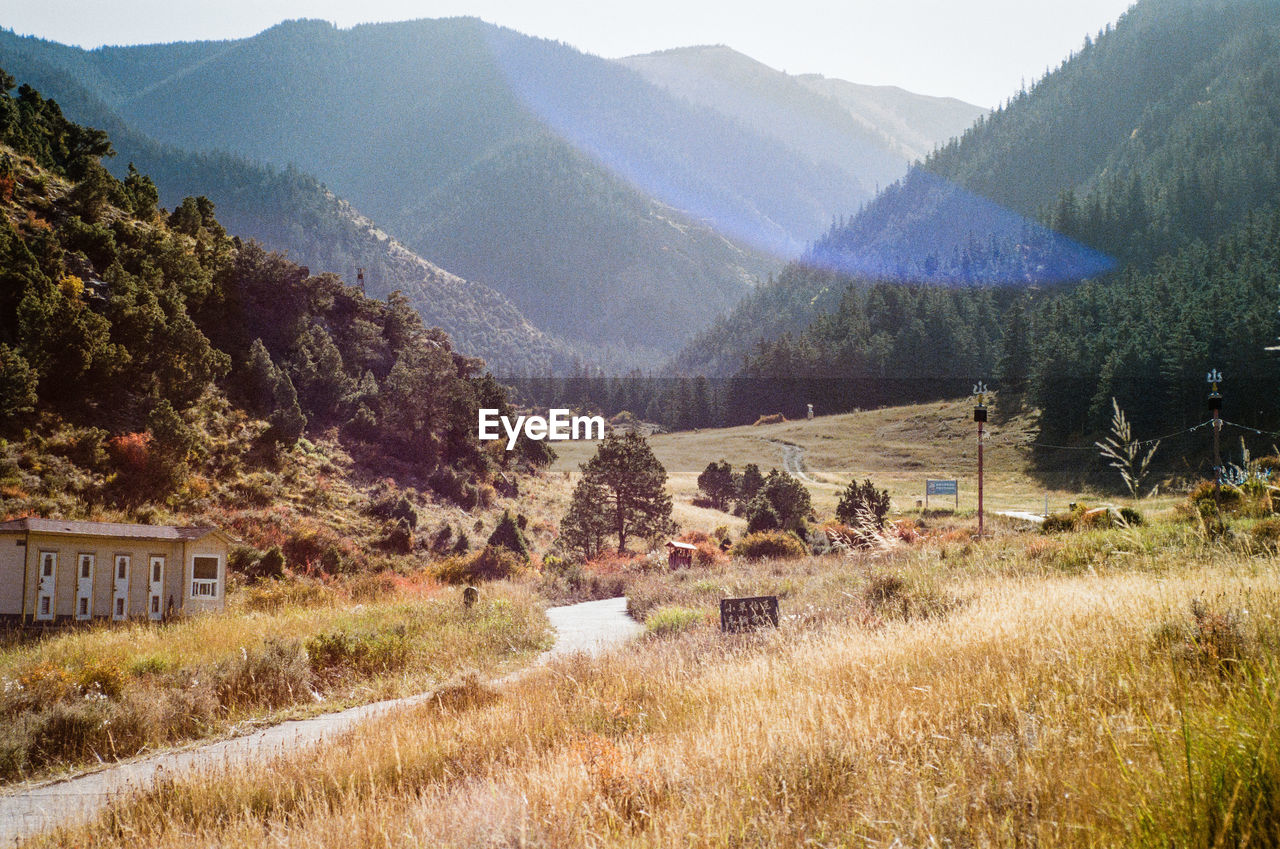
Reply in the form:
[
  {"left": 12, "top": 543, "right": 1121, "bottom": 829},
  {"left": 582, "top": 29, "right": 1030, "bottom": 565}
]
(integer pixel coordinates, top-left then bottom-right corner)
[
  {"left": 0, "top": 579, "right": 551, "bottom": 783},
  {"left": 550, "top": 398, "right": 1174, "bottom": 527},
  {"left": 32, "top": 520, "right": 1280, "bottom": 848}
]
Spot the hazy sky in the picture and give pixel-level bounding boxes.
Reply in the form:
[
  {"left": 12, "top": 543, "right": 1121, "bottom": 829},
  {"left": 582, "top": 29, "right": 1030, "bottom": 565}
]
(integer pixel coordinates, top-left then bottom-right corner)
[{"left": 5, "top": 0, "right": 1137, "bottom": 107}]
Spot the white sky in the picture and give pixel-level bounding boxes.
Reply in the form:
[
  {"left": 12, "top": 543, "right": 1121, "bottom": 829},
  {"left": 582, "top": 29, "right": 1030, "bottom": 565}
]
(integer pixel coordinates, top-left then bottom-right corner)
[{"left": 4, "top": 0, "right": 1137, "bottom": 107}]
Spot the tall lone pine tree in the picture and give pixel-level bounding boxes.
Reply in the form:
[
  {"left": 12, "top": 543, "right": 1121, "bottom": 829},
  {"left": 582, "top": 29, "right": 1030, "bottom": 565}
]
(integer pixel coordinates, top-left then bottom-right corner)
[{"left": 561, "top": 431, "right": 674, "bottom": 556}]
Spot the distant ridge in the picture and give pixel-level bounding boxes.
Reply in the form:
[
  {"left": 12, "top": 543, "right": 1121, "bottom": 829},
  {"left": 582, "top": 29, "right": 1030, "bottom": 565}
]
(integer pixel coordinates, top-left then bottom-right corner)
[{"left": 619, "top": 45, "right": 984, "bottom": 194}]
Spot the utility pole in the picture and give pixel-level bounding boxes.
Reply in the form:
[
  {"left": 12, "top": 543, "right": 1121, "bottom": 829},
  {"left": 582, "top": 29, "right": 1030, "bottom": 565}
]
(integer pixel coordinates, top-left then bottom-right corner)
[
  {"left": 1207, "top": 369, "right": 1222, "bottom": 476},
  {"left": 973, "top": 381, "right": 988, "bottom": 538}
]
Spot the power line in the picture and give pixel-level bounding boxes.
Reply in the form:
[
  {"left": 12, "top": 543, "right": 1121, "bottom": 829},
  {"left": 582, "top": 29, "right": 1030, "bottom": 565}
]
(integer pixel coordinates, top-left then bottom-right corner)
[
  {"left": 1220, "top": 419, "right": 1280, "bottom": 440},
  {"left": 980, "top": 419, "right": 1219, "bottom": 452}
]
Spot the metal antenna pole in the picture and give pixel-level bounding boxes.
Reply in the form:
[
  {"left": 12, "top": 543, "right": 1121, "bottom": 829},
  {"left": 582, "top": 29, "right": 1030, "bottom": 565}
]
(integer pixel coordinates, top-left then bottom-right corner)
[
  {"left": 973, "top": 381, "right": 988, "bottom": 539},
  {"left": 978, "top": 419, "right": 985, "bottom": 538},
  {"left": 1208, "top": 369, "right": 1223, "bottom": 476}
]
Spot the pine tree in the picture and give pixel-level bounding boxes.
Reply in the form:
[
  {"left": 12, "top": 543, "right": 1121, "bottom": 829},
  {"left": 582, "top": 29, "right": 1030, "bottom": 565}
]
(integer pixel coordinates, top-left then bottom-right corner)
[
  {"left": 487, "top": 509, "right": 529, "bottom": 560},
  {"left": 559, "top": 475, "right": 611, "bottom": 560},
  {"left": 562, "top": 431, "right": 674, "bottom": 553}
]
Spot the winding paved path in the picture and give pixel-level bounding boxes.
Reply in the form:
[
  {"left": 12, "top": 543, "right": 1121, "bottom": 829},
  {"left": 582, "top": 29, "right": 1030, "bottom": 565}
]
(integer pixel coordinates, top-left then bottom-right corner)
[{"left": 0, "top": 596, "right": 641, "bottom": 845}]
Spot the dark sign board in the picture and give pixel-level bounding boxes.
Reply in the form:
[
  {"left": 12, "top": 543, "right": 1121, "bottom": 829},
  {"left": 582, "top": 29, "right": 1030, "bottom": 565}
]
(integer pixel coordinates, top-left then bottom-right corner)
[{"left": 720, "top": 596, "right": 779, "bottom": 632}]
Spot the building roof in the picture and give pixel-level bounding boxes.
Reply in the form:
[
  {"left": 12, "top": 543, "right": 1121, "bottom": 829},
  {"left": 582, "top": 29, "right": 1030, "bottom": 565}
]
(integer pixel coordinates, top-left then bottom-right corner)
[
  {"left": 666, "top": 540, "right": 698, "bottom": 551},
  {"left": 0, "top": 517, "right": 225, "bottom": 542}
]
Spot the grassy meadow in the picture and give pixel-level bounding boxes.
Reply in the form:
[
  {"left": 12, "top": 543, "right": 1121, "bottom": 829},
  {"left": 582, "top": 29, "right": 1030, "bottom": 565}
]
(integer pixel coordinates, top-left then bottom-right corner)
[
  {"left": 27, "top": 508, "right": 1280, "bottom": 848},
  {"left": 16, "top": 400, "right": 1280, "bottom": 847},
  {"left": 0, "top": 578, "right": 550, "bottom": 784},
  {"left": 551, "top": 398, "right": 1155, "bottom": 529}
]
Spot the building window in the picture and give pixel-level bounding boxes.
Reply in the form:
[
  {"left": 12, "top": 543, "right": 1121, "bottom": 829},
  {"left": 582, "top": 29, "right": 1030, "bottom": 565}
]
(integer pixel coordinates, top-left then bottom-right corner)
[
  {"left": 151, "top": 596, "right": 159, "bottom": 613},
  {"left": 80, "top": 555, "right": 93, "bottom": 579},
  {"left": 191, "top": 556, "right": 219, "bottom": 598},
  {"left": 117, "top": 557, "right": 128, "bottom": 580},
  {"left": 152, "top": 561, "right": 163, "bottom": 583},
  {"left": 115, "top": 598, "right": 125, "bottom": 617},
  {"left": 78, "top": 598, "right": 88, "bottom": 616},
  {"left": 41, "top": 554, "right": 54, "bottom": 577}
]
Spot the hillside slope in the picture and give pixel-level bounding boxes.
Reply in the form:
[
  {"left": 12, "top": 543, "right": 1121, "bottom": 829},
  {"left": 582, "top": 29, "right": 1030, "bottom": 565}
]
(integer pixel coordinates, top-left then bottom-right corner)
[
  {"left": 620, "top": 46, "right": 983, "bottom": 190},
  {"left": 0, "top": 75, "right": 555, "bottom": 527},
  {"left": 676, "top": 0, "right": 1280, "bottom": 378},
  {"left": 795, "top": 74, "right": 988, "bottom": 164},
  {"left": 0, "top": 20, "right": 820, "bottom": 357},
  {"left": 0, "top": 43, "right": 572, "bottom": 375}
]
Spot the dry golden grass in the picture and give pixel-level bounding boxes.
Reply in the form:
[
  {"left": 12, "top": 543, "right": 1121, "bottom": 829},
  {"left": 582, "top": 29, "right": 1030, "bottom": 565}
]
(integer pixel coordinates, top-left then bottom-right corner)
[
  {"left": 34, "top": 528, "right": 1280, "bottom": 848},
  {"left": 0, "top": 580, "right": 551, "bottom": 783}
]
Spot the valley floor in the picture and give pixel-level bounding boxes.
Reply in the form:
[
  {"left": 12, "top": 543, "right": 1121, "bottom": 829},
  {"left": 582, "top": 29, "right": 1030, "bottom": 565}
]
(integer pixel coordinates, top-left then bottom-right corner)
[{"left": 27, "top": 516, "right": 1280, "bottom": 848}]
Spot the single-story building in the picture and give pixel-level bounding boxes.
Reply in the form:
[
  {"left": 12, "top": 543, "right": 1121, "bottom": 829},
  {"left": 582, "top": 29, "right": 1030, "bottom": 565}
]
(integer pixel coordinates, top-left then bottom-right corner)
[
  {"left": 0, "top": 518, "right": 232, "bottom": 623},
  {"left": 666, "top": 540, "right": 696, "bottom": 569}
]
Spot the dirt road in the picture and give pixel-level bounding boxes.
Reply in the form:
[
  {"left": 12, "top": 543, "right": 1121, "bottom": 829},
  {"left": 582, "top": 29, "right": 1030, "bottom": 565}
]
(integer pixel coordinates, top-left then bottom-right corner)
[
  {"left": 0, "top": 596, "right": 642, "bottom": 844},
  {"left": 765, "top": 439, "right": 819, "bottom": 484}
]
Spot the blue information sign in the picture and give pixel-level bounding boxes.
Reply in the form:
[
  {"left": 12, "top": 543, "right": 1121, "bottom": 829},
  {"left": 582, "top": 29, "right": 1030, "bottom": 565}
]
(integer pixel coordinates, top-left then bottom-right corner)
[
  {"left": 925, "top": 479, "right": 959, "bottom": 510},
  {"left": 926, "top": 479, "right": 958, "bottom": 496}
]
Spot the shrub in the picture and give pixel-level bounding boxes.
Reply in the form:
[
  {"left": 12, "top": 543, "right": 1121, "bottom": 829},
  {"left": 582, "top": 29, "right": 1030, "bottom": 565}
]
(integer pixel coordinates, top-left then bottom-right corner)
[
  {"left": 305, "top": 628, "right": 411, "bottom": 682},
  {"left": 693, "top": 540, "right": 725, "bottom": 568},
  {"left": 283, "top": 522, "right": 358, "bottom": 575},
  {"left": 75, "top": 660, "right": 125, "bottom": 701},
  {"left": 1118, "top": 506, "right": 1143, "bottom": 526},
  {"left": 836, "top": 479, "right": 891, "bottom": 528},
  {"left": 431, "top": 523, "right": 454, "bottom": 553},
  {"left": 733, "top": 530, "right": 807, "bottom": 561},
  {"left": 428, "top": 467, "right": 466, "bottom": 503},
  {"left": 436, "top": 545, "right": 524, "bottom": 584},
  {"left": 860, "top": 571, "right": 961, "bottom": 623},
  {"left": 368, "top": 490, "right": 418, "bottom": 529},
  {"left": 379, "top": 519, "right": 414, "bottom": 554},
  {"left": 1042, "top": 507, "right": 1082, "bottom": 533},
  {"left": 1188, "top": 481, "right": 1244, "bottom": 514},
  {"left": 1250, "top": 517, "right": 1280, "bottom": 550},
  {"left": 646, "top": 605, "right": 704, "bottom": 637},
  {"left": 745, "top": 497, "right": 781, "bottom": 534}
]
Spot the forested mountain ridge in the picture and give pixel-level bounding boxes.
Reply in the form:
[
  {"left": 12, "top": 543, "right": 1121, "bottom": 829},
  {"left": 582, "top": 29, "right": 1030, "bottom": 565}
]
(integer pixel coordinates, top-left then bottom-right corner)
[
  {"left": 0, "top": 35, "right": 574, "bottom": 375},
  {"left": 0, "top": 74, "right": 547, "bottom": 522},
  {"left": 813, "top": 0, "right": 1280, "bottom": 278},
  {"left": 0, "top": 19, "right": 806, "bottom": 358},
  {"left": 676, "top": 0, "right": 1280, "bottom": 388}
]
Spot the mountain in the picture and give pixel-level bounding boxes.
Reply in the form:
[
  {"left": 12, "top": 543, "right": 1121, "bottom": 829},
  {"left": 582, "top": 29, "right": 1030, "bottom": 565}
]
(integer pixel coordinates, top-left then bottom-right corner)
[
  {"left": 676, "top": 0, "right": 1280, "bottom": 378},
  {"left": 619, "top": 45, "right": 983, "bottom": 191},
  {"left": 0, "top": 39, "right": 573, "bottom": 375},
  {"left": 794, "top": 75, "right": 990, "bottom": 165},
  {"left": 1, "top": 19, "right": 857, "bottom": 359}
]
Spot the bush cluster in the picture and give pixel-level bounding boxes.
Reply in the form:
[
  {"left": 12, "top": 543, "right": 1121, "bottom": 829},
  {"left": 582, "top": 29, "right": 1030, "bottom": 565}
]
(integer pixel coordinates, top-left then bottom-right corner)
[
  {"left": 733, "top": 530, "right": 807, "bottom": 561},
  {"left": 435, "top": 545, "right": 526, "bottom": 584}
]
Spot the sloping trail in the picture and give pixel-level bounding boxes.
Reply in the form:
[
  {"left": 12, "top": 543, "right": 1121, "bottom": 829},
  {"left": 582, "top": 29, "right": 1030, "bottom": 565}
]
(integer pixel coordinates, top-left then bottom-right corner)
[
  {"left": 0, "top": 597, "right": 642, "bottom": 845},
  {"left": 764, "top": 438, "right": 820, "bottom": 485}
]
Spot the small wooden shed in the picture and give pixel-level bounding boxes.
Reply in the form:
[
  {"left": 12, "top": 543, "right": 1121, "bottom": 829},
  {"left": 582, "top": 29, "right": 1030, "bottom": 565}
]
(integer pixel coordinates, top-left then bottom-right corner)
[{"left": 665, "top": 540, "right": 696, "bottom": 569}]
